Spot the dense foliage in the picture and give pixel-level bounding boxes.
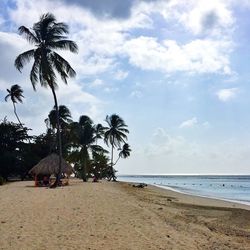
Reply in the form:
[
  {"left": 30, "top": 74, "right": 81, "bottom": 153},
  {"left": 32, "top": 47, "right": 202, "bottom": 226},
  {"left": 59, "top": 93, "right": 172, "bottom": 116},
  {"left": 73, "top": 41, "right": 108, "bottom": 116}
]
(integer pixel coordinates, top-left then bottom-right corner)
[{"left": 0, "top": 109, "right": 131, "bottom": 182}]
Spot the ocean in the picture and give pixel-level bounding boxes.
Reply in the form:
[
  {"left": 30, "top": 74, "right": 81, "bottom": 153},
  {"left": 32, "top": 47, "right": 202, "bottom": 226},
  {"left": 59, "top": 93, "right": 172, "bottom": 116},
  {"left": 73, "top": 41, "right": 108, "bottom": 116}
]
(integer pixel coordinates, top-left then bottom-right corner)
[{"left": 117, "top": 175, "right": 250, "bottom": 206}]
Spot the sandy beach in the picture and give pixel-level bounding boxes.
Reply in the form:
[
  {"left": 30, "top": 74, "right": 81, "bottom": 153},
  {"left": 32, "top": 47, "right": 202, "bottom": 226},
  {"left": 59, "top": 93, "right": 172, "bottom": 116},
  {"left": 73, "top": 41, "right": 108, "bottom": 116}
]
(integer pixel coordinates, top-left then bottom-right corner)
[{"left": 0, "top": 179, "right": 250, "bottom": 250}]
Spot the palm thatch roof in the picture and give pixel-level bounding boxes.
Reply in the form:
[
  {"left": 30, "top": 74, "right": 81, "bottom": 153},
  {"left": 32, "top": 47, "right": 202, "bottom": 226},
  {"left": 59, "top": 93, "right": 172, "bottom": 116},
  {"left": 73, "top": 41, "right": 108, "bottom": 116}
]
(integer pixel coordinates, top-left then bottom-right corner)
[{"left": 29, "top": 154, "right": 73, "bottom": 176}]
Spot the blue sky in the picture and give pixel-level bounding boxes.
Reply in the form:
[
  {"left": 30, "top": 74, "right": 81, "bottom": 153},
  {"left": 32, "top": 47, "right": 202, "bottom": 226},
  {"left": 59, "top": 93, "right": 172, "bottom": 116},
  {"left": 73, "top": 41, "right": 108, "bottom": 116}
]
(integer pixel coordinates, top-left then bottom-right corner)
[{"left": 1, "top": 0, "right": 250, "bottom": 174}]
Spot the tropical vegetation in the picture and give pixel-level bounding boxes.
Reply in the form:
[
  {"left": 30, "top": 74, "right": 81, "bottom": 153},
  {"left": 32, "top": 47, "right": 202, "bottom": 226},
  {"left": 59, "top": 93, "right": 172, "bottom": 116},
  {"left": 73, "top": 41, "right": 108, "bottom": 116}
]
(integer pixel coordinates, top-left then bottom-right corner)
[{"left": 1, "top": 13, "right": 131, "bottom": 185}]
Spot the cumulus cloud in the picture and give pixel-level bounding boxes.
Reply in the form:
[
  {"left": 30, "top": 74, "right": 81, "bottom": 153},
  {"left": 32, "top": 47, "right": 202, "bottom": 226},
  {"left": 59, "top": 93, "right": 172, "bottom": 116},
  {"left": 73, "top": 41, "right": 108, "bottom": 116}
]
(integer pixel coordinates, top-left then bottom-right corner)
[
  {"left": 216, "top": 88, "right": 238, "bottom": 102},
  {"left": 124, "top": 37, "right": 232, "bottom": 74},
  {"left": 177, "top": 0, "right": 234, "bottom": 36},
  {"left": 179, "top": 117, "right": 198, "bottom": 128},
  {"left": 145, "top": 127, "right": 198, "bottom": 157}
]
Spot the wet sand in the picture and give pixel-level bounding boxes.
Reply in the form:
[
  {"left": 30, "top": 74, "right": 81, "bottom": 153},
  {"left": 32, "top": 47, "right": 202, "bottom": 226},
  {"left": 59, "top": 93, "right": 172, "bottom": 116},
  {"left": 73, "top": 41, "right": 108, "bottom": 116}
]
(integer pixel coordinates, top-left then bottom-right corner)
[{"left": 0, "top": 179, "right": 249, "bottom": 249}]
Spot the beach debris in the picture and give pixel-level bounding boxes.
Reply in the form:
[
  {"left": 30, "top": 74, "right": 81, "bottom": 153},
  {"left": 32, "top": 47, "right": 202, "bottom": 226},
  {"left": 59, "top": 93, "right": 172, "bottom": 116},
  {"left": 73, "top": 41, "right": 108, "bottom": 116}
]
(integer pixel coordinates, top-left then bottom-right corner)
[{"left": 132, "top": 183, "right": 147, "bottom": 188}]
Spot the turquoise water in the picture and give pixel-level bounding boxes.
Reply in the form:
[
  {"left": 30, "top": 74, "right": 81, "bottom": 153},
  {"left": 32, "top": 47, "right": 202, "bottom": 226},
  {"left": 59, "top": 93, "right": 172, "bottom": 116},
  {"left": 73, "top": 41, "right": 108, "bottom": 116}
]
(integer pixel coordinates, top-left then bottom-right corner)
[{"left": 117, "top": 175, "right": 250, "bottom": 205}]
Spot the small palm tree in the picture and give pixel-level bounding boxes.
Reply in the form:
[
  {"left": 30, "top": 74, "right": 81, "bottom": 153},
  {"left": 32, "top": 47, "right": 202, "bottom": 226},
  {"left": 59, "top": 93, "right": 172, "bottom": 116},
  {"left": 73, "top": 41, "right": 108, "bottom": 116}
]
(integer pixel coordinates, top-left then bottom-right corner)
[
  {"left": 69, "top": 116, "right": 107, "bottom": 182},
  {"left": 94, "top": 123, "right": 105, "bottom": 145},
  {"left": 14, "top": 13, "right": 78, "bottom": 187},
  {"left": 45, "top": 105, "right": 72, "bottom": 131},
  {"left": 114, "top": 143, "right": 131, "bottom": 166},
  {"left": 5, "top": 84, "right": 24, "bottom": 126},
  {"left": 104, "top": 114, "right": 129, "bottom": 181},
  {"left": 45, "top": 105, "right": 73, "bottom": 157}
]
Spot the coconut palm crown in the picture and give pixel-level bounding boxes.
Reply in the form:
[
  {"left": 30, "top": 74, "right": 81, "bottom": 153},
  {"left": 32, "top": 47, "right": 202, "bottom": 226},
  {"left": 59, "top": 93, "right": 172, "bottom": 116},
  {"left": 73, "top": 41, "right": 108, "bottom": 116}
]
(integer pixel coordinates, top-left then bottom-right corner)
[
  {"left": 14, "top": 13, "right": 78, "bottom": 90},
  {"left": 5, "top": 84, "right": 24, "bottom": 126},
  {"left": 14, "top": 13, "right": 78, "bottom": 187}
]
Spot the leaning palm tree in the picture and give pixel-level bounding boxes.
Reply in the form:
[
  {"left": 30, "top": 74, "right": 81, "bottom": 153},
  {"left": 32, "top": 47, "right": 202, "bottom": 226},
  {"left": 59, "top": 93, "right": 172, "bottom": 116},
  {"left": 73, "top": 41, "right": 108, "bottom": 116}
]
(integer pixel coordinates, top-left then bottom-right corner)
[
  {"left": 113, "top": 143, "right": 131, "bottom": 166},
  {"left": 104, "top": 114, "right": 129, "bottom": 181},
  {"left": 14, "top": 13, "right": 78, "bottom": 187},
  {"left": 5, "top": 84, "right": 24, "bottom": 126}
]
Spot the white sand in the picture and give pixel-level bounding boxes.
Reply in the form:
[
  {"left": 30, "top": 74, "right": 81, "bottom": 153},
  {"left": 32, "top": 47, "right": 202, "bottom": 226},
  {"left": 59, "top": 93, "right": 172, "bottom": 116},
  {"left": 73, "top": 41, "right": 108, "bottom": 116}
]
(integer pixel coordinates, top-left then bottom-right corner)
[{"left": 0, "top": 179, "right": 250, "bottom": 250}]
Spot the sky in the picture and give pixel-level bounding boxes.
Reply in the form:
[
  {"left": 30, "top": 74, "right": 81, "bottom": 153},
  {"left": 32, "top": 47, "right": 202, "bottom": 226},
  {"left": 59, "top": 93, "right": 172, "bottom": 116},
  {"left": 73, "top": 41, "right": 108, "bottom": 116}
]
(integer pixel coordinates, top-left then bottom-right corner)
[{"left": 1, "top": 0, "right": 250, "bottom": 175}]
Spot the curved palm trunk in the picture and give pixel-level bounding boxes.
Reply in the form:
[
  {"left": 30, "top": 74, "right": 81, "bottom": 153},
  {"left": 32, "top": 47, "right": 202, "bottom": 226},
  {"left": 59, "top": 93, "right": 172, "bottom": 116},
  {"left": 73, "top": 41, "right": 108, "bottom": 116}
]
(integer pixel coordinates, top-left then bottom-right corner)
[
  {"left": 12, "top": 102, "right": 23, "bottom": 127},
  {"left": 113, "top": 155, "right": 121, "bottom": 166},
  {"left": 50, "top": 86, "right": 62, "bottom": 188}
]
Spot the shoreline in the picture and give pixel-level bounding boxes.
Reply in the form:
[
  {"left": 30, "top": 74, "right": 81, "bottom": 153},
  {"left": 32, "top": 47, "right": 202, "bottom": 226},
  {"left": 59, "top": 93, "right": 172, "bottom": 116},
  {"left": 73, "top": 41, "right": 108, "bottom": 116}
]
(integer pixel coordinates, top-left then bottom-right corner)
[
  {"left": 153, "top": 184, "right": 250, "bottom": 209},
  {"left": 121, "top": 181, "right": 250, "bottom": 211}
]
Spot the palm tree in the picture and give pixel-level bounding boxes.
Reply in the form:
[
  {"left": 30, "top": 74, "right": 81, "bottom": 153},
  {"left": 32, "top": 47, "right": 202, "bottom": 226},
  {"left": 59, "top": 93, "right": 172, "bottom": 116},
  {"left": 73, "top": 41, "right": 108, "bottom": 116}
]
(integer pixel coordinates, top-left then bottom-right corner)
[
  {"left": 45, "top": 105, "right": 73, "bottom": 157},
  {"left": 113, "top": 143, "right": 131, "bottom": 166},
  {"left": 94, "top": 123, "right": 105, "bottom": 145},
  {"left": 5, "top": 84, "right": 24, "bottom": 126},
  {"left": 104, "top": 114, "right": 129, "bottom": 181},
  {"left": 14, "top": 13, "right": 78, "bottom": 187},
  {"left": 69, "top": 116, "right": 107, "bottom": 182},
  {"left": 45, "top": 105, "right": 72, "bottom": 131}
]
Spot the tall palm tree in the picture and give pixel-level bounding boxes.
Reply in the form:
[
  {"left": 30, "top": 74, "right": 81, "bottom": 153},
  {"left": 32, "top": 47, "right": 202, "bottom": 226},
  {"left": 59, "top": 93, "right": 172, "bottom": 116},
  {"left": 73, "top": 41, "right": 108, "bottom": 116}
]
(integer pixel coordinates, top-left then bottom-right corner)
[
  {"left": 113, "top": 143, "right": 131, "bottom": 166},
  {"left": 14, "top": 13, "right": 78, "bottom": 187},
  {"left": 104, "top": 114, "right": 129, "bottom": 181},
  {"left": 5, "top": 84, "right": 24, "bottom": 126}
]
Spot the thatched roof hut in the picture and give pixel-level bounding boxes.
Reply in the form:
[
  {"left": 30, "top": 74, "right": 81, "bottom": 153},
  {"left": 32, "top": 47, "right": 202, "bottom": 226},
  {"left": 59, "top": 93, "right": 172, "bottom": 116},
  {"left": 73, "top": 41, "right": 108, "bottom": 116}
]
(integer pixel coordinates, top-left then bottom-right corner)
[{"left": 29, "top": 154, "right": 73, "bottom": 176}]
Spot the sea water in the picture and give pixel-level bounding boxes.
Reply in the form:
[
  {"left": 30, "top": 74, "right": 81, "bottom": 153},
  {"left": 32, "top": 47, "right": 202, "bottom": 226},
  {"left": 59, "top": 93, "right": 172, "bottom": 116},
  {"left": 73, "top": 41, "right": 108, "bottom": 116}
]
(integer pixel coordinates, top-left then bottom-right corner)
[{"left": 117, "top": 175, "right": 250, "bottom": 205}]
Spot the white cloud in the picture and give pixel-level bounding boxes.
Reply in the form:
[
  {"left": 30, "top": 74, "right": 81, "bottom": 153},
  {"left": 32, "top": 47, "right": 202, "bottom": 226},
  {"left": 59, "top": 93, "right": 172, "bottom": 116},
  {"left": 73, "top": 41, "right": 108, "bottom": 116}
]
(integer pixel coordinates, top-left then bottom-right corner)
[
  {"left": 179, "top": 117, "right": 198, "bottom": 128},
  {"left": 179, "top": 117, "right": 210, "bottom": 129},
  {"left": 114, "top": 70, "right": 129, "bottom": 81},
  {"left": 177, "top": 0, "right": 234, "bottom": 36},
  {"left": 216, "top": 88, "right": 238, "bottom": 102},
  {"left": 89, "top": 79, "right": 104, "bottom": 87},
  {"left": 124, "top": 37, "right": 232, "bottom": 75}
]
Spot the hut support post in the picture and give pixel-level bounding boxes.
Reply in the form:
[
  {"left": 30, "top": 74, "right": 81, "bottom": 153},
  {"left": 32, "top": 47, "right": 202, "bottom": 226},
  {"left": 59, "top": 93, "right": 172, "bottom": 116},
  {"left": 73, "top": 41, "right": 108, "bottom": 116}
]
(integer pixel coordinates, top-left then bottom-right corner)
[{"left": 35, "top": 175, "right": 38, "bottom": 187}]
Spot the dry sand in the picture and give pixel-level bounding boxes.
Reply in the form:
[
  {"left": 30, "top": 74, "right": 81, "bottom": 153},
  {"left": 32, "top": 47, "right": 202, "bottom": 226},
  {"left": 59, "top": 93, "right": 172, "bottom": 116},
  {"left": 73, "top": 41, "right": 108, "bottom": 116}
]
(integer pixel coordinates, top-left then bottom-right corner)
[{"left": 0, "top": 179, "right": 250, "bottom": 250}]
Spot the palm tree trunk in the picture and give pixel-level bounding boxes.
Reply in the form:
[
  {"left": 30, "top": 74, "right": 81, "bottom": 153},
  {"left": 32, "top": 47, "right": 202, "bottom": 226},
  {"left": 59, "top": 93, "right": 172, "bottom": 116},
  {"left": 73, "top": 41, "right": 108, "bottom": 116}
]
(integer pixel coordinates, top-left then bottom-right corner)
[
  {"left": 12, "top": 102, "right": 23, "bottom": 127},
  {"left": 110, "top": 136, "right": 116, "bottom": 181},
  {"left": 113, "top": 155, "right": 121, "bottom": 166},
  {"left": 82, "top": 147, "right": 88, "bottom": 182},
  {"left": 50, "top": 86, "right": 62, "bottom": 188}
]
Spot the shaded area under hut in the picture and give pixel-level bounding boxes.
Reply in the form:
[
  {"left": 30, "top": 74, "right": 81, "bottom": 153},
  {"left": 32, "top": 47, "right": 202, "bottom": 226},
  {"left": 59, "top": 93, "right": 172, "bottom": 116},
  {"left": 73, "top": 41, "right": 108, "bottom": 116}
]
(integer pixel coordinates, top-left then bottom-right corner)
[{"left": 29, "top": 154, "right": 73, "bottom": 187}]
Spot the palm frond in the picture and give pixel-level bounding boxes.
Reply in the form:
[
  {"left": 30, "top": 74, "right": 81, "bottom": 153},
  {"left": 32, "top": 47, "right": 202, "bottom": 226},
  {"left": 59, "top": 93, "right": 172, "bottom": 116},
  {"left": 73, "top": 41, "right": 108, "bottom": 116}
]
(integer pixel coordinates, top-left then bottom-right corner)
[
  {"left": 48, "top": 40, "right": 78, "bottom": 53},
  {"left": 18, "top": 26, "right": 39, "bottom": 44},
  {"left": 4, "top": 93, "right": 10, "bottom": 102},
  {"left": 14, "top": 49, "right": 35, "bottom": 72},
  {"left": 51, "top": 52, "right": 76, "bottom": 83},
  {"left": 47, "top": 22, "right": 69, "bottom": 38},
  {"left": 30, "top": 58, "right": 40, "bottom": 90}
]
